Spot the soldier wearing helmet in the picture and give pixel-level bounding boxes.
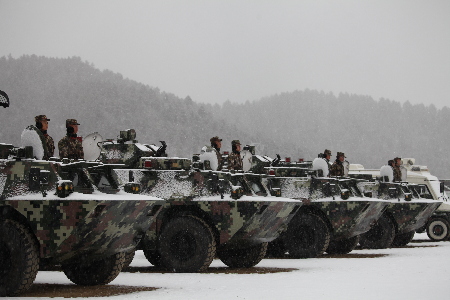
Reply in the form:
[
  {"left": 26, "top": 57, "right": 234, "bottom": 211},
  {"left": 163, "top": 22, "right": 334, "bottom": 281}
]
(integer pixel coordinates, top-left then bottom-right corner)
[
  {"left": 228, "top": 140, "right": 243, "bottom": 171},
  {"left": 58, "top": 119, "right": 84, "bottom": 159},
  {"left": 35, "top": 115, "right": 54, "bottom": 159},
  {"left": 210, "top": 136, "right": 223, "bottom": 171},
  {"left": 330, "top": 152, "right": 346, "bottom": 177}
]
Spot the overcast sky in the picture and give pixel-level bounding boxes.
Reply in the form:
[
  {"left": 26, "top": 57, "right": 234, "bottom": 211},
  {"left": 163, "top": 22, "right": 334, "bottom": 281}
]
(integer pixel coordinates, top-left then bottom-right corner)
[{"left": 1, "top": 0, "right": 449, "bottom": 108}]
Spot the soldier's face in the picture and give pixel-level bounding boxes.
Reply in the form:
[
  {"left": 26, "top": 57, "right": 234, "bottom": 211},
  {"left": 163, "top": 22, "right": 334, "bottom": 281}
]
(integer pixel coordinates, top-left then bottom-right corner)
[
  {"left": 338, "top": 156, "right": 344, "bottom": 162},
  {"left": 216, "top": 141, "right": 221, "bottom": 148},
  {"left": 41, "top": 120, "right": 48, "bottom": 131},
  {"left": 71, "top": 125, "right": 78, "bottom": 134},
  {"left": 395, "top": 159, "right": 401, "bottom": 166},
  {"left": 326, "top": 154, "right": 330, "bottom": 159},
  {"left": 236, "top": 144, "right": 241, "bottom": 151}
]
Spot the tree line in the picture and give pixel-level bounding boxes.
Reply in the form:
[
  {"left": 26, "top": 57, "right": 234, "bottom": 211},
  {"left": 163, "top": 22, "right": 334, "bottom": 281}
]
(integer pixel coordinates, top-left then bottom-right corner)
[{"left": 1, "top": 55, "right": 448, "bottom": 178}]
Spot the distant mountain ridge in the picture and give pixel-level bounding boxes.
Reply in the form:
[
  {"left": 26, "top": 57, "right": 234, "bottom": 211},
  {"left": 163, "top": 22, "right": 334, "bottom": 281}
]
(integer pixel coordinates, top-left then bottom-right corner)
[{"left": 1, "top": 55, "right": 449, "bottom": 178}]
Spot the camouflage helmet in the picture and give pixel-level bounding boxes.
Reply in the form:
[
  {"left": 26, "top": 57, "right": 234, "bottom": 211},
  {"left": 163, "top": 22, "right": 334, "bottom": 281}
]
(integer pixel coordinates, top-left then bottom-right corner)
[
  {"left": 324, "top": 149, "right": 332, "bottom": 156},
  {"left": 35, "top": 115, "right": 50, "bottom": 122},
  {"left": 337, "top": 152, "right": 346, "bottom": 158},
  {"left": 210, "top": 136, "right": 222, "bottom": 143},
  {"left": 66, "top": 119, "right": 80, "bottom": 127},
  {"left": 231, "top": 140, "right": 241, "bottom": 146}
]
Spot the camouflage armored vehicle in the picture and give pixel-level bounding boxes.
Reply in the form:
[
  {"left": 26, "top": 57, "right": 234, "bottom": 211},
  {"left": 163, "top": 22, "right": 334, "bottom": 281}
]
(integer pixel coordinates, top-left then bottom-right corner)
[
  {"left": 351, "top": 160, "right": 450, "bottom": 242},
  {"left": 99, "top": 130, "right": 302, "bottom": 272},
  {"left": 350, "top": 165, "right": 442, "bottom": 248},
  {"left": 241, "top": 151, "right": 389, "bottom": 258},
  {"left": 0, "top": 126, "right": 164, "bottom": 296}
]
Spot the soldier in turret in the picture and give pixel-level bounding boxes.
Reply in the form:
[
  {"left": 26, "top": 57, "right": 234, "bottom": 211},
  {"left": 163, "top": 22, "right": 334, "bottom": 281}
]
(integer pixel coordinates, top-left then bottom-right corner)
[
  {"left": 330, "top": 152, "right": 346, "bottom": 177},
  {"left": 393, "top": 157, "right": 402, "bottom": 182},
  {"left": 35, "top": 115, "right": 54, "bottom": 159},
  {"left": 210, "top": 136, "right": 223, "bottom": 171},
  {"left": 228, "top": 140, "right": 243, "bottom": 170},
  {"left": 322, "top": 149, "right": 332, "bottom": 176},
  {"left": 58, "top": 119, "right": 84, "bottom": 159}
]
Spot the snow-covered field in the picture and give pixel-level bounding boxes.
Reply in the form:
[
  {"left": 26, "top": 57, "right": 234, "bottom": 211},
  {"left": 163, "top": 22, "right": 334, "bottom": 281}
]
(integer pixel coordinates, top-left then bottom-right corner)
[{"left": 26, "top": 233, "right": 449, "bottom": 300}]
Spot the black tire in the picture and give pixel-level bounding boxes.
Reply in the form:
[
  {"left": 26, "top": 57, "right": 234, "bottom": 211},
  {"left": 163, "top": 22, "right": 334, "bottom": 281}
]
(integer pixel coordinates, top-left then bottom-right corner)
[
  {"left": 159, "top": 216, "right": 216, "bottom": 272},
  {"left": 359, "top": 213, "right": 395, "bottom": 249},
  {"left": 283, "top": 213, "right": 330, "bottom": 258},
  {"left": 266, "top": 238, "right": 286, "bottom": 258},
  {"left": 141, "top": 235, "right": 162, "bottom": 267},
  {"left": 326, "top": 235, "right": 360, "bottom": 254},
  {"left": 218, "top": 242, "right": 268, "bottom": 268},
  {"left": 0, "top": 219, "right": 39, "bottom": 297},
  {"left": 122, "top": 250, "right": 135, "bottom": 269},
  {"left": 392, "top": 230, "right": 416, "bottom": 246},
  {"left": 62, "top": 252, "right": 125, "bottom": 285},
  {"left": 426, "top": 217, "right": 450, "bottom": 241}
]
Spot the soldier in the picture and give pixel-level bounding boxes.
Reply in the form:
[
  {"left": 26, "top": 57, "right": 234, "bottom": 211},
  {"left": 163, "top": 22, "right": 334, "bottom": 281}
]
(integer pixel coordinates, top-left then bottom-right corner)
[
  {"left": 330, "top": 152, "right": 346, "bottom": 177},
  {"left": 322, "top": 149, "right": 332, "bottom": 176},
  {"left": 228, "top": 140, "right": 243, "bottom": 170},
  {"left": 393, "top": 157, "right": 402, "bottom": 182},
  {"left": 58, "top": 119, "right": 84, "bottom": 159},
  {"left": 210, "top": 136, "right": 223, "bottom": 171},
  {"left": 35, "top": 115, "right": 54, "bottom": 159}
]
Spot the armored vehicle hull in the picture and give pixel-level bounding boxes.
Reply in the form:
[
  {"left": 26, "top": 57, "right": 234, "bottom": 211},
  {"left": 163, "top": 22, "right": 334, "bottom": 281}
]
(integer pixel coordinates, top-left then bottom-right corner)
[
  {"left": 264, "top": 176, "right": 389, "bottom": 257},
  {"left": 0, "top": 157, "right": 163, "bottom": 296},
  {"left": 99, "top": 131, "right": 302, "bottom": 272}
]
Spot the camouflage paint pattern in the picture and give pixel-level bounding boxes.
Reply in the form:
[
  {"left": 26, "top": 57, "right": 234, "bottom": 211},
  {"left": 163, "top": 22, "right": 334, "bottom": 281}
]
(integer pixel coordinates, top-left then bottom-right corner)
[
  {"left": 308, "top": 200, "right": 388, "bottom": 239},
  {"left": 58, "top": 136, "right": 84, "bottom": 160},
  {"left": 386, "top": 201, "right": 442, "bottom": 234},
  {"left": 265, "top": 174, "right": 389, "bottom": 240},
  {"left": 1, "top": 158, "right": 164, "bottom": 265},
  {"left": 370, "top": 182, "right": 442, "bottom": 233},
  {"left": 129, "top": 169, "right": 301, "bottom": 250}
]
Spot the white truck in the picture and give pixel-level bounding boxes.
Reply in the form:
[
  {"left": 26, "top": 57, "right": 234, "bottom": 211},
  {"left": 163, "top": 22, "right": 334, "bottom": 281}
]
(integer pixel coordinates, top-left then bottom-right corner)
[{"left": 349, "top": 158, "right": 450, "bottom": 241}]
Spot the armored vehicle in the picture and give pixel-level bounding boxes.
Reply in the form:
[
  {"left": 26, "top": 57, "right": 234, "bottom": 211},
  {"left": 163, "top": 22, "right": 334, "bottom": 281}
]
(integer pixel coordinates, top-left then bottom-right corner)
[
  {"left": 241, "top": 151, "right": 389, "bottom": 258},
  {"left": 99, "top": 130, "right": 302, "bottom": 272},
  {"left": 350, "top": 164, "right": 442, "bottom": 248},
  {"left": 0, "top": 126, "right": 164, "bottom": 296}
]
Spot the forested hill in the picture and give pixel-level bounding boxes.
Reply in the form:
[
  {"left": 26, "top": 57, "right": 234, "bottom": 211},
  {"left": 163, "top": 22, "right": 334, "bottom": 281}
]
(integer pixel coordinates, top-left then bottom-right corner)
[
  {"left": 208, "top": 90, "right": 450, "bottom": 178},
  {"left": 0, "top": 55, "right": 300, "bottom": 159},
  {"left": 1, "top": 55, "right": 449, "bottom": 178}
]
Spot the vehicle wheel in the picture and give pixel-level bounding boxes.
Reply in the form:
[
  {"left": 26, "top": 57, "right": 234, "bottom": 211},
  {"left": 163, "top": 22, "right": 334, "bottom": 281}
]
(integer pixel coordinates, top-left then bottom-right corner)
[
  {"left": 62, "top": 252, "right": 125, "bottom": 285},
  {"left": 359, "top": 213, "right": 395, "bottom": 249},
  {"left": 141, "top": 235, "right": 162, "bottom": 267},
  {"left": 326, "top": 236, "right": 360, "bottom": 254},
  {"left": 218, "top": 242, "right": 268, "bottom": 268},
  {"left": 266, "top": 239, "right": 286, "bottom": 258},
  {"left": 426, "top": 217, "right": 450, "bottom": 241},
  {"left": 0, "top": 219, "right": 39, "bottom": 297},
  {"left": 392, "top": 230, "right": 415, "bottom": 246},
  {"left": 283, "top": 213, "right": 330, "bottom": 258},
  {"left": 122, "top": 249, "right": 135, "bottom": 269},
  {"left": 158, "top": 216, "right": 216, "bottom": 272}
]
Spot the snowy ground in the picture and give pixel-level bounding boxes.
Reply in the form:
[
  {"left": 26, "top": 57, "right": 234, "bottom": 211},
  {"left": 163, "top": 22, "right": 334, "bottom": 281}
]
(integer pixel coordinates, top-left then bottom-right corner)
[{"left": 23, "top": 233, "right": 449, "bottom": 300}]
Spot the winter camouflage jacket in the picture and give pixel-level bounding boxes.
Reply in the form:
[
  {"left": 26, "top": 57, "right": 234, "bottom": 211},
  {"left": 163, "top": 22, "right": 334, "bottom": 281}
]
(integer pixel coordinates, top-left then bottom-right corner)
[
  {"left": 393, "top": 165, "right": 402, "bottom": 182},
  {"left": 43, "top": 133, "right": 55, "bottom": 159},
  {"left": 58, "top": 136, "right": 84, "bottom": 159},
  {"left": 228, "top": 151, "right": 243, "bottom": 170},
  {"left": 330, "top": 160, "right": 344, "bottom": 177}
]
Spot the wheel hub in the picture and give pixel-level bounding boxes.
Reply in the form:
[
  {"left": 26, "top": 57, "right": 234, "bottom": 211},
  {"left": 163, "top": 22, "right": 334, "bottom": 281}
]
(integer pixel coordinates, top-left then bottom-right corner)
[
  {"left": 433, "top": 225, "right": 444, "bottom": 236},
  {"left": 170, "top": 232, "right": 196, "bottom": 260}
]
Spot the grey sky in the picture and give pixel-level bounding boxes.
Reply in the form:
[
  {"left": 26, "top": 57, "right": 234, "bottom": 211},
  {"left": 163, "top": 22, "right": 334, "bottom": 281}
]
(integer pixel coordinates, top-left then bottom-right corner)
[{"left": 1, "top": 0, "right": 449, "bottom": 108}]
